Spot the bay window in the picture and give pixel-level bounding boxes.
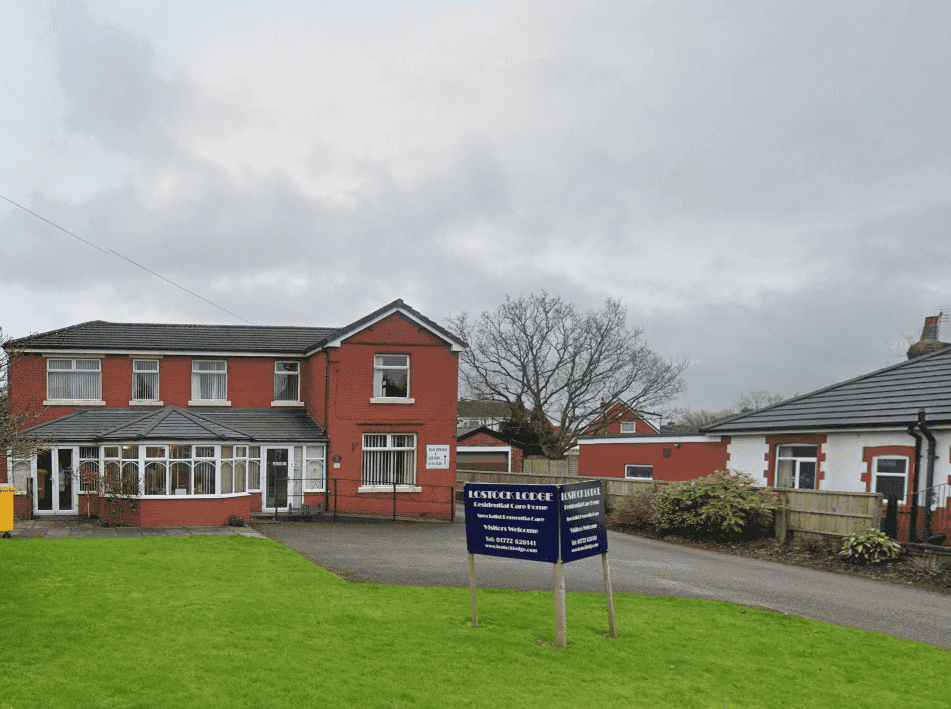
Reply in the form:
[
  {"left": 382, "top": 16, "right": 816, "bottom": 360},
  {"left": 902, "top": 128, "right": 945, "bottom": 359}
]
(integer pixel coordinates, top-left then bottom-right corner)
[{"left": 47, "top": 358, "right": 101, "bottom": 401}]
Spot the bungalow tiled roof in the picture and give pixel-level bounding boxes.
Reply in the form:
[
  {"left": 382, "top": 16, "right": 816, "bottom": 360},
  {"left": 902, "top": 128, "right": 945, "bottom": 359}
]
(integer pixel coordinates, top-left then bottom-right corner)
[
  {"left": 702, "top": 345, "right": 951, "bottom": 433},
  {"left": 6, "top": 299, "right": 467, "bottom": 356},
  {"left": 22, "top": 406, "right": 328, "bottom": 443}
]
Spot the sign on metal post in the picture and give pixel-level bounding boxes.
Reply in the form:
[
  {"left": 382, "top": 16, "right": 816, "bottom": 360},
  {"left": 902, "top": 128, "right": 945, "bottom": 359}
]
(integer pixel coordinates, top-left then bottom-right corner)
[{"left": 464, "top": 481, "right": 615, "bottom": 647}]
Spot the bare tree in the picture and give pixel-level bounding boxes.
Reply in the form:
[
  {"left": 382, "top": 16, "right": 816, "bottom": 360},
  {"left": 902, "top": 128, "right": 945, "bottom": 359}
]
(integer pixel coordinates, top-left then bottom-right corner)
[
  {"left": 448, "top": 293, "right": 687, "bottom": 458},
  {"left": 670, "top": 390, "right": 789, "bottom": 432},
  {"left": 736, "top": 390, "right": 786, "bottom": 413}
]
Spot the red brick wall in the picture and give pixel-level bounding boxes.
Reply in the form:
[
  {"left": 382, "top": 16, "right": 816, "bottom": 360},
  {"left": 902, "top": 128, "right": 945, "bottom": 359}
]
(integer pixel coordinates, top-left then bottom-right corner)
[
  {"left": 579, "top": 437, "right": 730, "bottom": 480},
  {"left": 323, "top": 313, "right": 459, "bottom": 520},
  {"left": 457, "top": 430, "right": 524, "bottom": 472}
]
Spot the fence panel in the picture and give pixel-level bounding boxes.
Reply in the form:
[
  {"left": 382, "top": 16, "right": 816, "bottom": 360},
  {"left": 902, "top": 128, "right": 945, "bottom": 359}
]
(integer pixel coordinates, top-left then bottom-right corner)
[
  {"left": 521, "top": 457, "right": 579, "bottom": 476},
  {"left": 778, "top": 489, "right": 882, "bottom": 538}
]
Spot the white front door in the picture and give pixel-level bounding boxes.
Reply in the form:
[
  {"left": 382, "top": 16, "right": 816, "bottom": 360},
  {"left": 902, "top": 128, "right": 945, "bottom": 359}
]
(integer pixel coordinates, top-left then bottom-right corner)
[{"left": 34, "top": 448, "right": 77, "bottom": 514}]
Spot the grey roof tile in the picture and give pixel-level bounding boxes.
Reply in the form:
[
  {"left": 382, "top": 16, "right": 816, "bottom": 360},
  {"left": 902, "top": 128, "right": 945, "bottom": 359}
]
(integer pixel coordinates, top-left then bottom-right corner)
[
  {"left": 703, "top": 345, "right": 951, "bottom": 433},
  {"left": 8, "top": 321, "right": 338, "bottom": 354},
  {"left": 23, "top": 407, "right": 328, "bottom": 443}
]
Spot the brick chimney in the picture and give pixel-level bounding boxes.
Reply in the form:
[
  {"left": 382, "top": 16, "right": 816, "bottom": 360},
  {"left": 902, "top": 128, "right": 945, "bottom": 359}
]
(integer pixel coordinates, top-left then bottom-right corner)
[{"left": 907, "top": 314, "right": 949, "bottom": 359}]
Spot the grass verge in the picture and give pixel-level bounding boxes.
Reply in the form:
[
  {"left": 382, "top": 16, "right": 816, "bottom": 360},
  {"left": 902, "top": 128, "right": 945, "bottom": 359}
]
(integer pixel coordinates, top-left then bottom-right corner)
[{"left": 1, "top": 536, "right": 948, "bottom": 708}]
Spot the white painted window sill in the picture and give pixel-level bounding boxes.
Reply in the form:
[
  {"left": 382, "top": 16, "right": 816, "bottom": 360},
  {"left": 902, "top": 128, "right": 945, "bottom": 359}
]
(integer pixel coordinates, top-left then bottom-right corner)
[
  {"left": 369, "top": 397, "right": 415, "bottom": 405},
  {"left": 43, "top": 400, "right": 106, "bottom": 407},
  {"left": 358, "top": 485, "right": 422, "bottom": 493},
  {"left": 129, "top": 400, "right": 164, "bottom": 406},
  {"left": 271, "top": 401, "right": 305, "bottom": 407},
  {"left": 188, "top": 400, "right": 231, "bottom": 407}
]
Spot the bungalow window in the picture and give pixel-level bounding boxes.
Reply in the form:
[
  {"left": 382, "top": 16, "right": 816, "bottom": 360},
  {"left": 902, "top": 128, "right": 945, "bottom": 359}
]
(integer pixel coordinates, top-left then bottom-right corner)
[
  {"left": 775, "top": 444, "right": 818, "bottom": 489},
  {"left": 191, "top": 360, "right": 227, "bottom": 402},
  {"left": 132, "top": 360, "right": 160, "bottom": 401},
  {"left": 873, "top": 456, "right": 908, "bottom": 504},
  {"left": 274, "top": 362, "right": 300, "bottom": 402},
  {"left": 47, "top": 358, "right": 101, "bottom": 401},
  {"left": 362, "top": 434, "right": 416, "bottom": 486},
  {"left": 620, "top": 422, "right": 639, "bottom": 433},
  {"left": 373, "top": 355, "right": 409, "bottom": 399},
  {"left": 625, "top": 464, "right": 653, "bottom": 479}
]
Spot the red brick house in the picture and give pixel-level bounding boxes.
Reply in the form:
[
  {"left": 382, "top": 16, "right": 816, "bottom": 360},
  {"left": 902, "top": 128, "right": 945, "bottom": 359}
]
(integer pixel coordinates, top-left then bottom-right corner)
[
  {"left": 456, "top": 427, "right": 528, "bottom": 473},
  {"left": 3, "top": 299, "right": 466, "bottom": 525},
  {"left": 578, "top": 433, "right": 730, "bottom": 481}
]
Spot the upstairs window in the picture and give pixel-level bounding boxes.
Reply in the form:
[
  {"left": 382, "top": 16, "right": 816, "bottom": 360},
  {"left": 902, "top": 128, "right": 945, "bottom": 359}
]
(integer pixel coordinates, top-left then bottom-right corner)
[
  {"left": 274, "top": 361, "right": 300, "bottom": 401},
  {"left": 132, "top": 359, "right": 160, "bottom": 401},
  {"left": 47, "top": 358, "right": 101, "bottom": 401},
  {"left": 775, "top": 444, "right": 818, "bottom": 489},
  {"left": 620, "top": 422, "right": 638, "bottom": 433},
  {"left": 373, "top": 355, "right": 409, "bottom": 399},
  {"left": 873, "top": 456, "right": 908, "bottom": 504},
  {"left": 192, "top": 360, "right": 227, "bottom": 402}
]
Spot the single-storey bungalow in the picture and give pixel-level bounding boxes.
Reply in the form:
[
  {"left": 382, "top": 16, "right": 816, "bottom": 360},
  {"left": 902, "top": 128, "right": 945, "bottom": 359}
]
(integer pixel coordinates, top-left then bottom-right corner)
[{"left": 578, "top": 317, "right": 951, "bottom": 541}]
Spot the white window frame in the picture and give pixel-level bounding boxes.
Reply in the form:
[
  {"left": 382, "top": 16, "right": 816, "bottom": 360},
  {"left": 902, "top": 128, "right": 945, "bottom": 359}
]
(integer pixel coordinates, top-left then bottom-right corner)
[
  {"left": 131, "top": 359, "right": 161, "bottom": 404},
  {"left": 775, "top": 444, "right": 819, "bottom": 490},
  {"left": 303, "top": 445, "right": 326, "bottom": 492},
  {"left": 619, "top": 422, "right": 639, "bottom": 433},
  {"left": 359, "top": 433, "right": 419, "bottom": 491},
  {"left": 371, "top": 354, "right": 414, "bottom": 404},
  {"left": 272, "top": 361, "right": 302, "bottom": 405},
  {"left": 45, "top": 358, "right": 104, "bottom": 405},
  {"left": 625, "top": 464, "right": 653, "bottom": 479},
  {"left": 189, "top": 360, "right": 230, "bottom": 406},
  {"left": 872, "top": 456, "right": 909, "bottom": 505}
]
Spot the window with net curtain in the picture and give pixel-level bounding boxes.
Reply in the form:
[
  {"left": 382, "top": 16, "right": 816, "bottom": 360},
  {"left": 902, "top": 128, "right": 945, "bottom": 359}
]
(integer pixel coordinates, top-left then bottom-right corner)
[
  {"left": 47, "top": 358, "right": 101, "bottom": 400},
  {"left": 274, "top": 361, "right": 300, "bottom": 401},
  {"left": 192, "top": 360, "right": 227, "bottom": 401},
  {"left": 775, "top": 444, "right": 818, "bottom": 489},
  {"left": 132, "top": 359, "right": 159, "bottom": 400},
  {"left": 362, "top": 434, "right": 415, "bottom": 485}
]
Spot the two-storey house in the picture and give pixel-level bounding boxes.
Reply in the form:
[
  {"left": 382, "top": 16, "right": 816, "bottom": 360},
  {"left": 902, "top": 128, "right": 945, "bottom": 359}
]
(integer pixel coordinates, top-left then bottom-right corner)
[{"left": 4, "top": 299, "right": 466, "bottom": 526}]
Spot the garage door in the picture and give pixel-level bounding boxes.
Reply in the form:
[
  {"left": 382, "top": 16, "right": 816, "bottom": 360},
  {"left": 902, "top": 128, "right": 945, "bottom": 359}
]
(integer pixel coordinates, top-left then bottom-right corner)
[{"left": 457, "top": 451, "right": 510, "bottom": 472}]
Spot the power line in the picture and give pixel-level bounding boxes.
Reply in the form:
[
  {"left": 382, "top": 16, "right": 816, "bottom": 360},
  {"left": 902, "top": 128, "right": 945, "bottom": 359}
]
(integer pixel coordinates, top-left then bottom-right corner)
[{"left": 0, "top": 193, "right": 255, "bottom": 325}]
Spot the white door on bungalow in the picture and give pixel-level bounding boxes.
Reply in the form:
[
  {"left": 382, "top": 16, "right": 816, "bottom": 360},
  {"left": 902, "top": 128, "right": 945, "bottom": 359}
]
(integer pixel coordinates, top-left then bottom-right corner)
[{"left": 34, "top": 447, "right": 78, "bottom": 514}]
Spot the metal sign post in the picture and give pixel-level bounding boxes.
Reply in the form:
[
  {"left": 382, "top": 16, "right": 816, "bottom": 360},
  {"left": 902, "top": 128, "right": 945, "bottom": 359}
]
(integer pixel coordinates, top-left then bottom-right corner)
[{"left": 464, "top": 481, "right": 615, "bottom": 647}]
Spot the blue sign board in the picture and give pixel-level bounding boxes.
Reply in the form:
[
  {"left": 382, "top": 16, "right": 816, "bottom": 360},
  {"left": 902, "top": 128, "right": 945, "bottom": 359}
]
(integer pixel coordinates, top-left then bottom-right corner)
[
  {"left": 464, "top": 481, "right": 608, "bottom": 563},
  {"left": 464, "top": 483, "right": 560, "bottom": 562},
  {"left": 558, "top": 480, "right": 609, "bottom": 562}
]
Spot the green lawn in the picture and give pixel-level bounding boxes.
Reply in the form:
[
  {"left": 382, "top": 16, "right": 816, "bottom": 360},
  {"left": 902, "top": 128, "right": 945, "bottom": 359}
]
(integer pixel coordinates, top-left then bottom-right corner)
[{"left": 1, "top": 537, "right": 947, "bottom": 708}]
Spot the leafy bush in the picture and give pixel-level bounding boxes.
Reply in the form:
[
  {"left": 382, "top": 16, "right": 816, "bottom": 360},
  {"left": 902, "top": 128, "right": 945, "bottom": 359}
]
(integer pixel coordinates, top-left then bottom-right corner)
[
  {"left": 650, "top": 471, "right": 776, "bottom": 540},
  {"left": 227, "top": 515, "right": 247, "bottom": 527},
  {"left": 613, "top": 489, "right": 657, "bottom": 533},
  {"left": 839, "top": 528, "right": 901, "bottom": 565}
]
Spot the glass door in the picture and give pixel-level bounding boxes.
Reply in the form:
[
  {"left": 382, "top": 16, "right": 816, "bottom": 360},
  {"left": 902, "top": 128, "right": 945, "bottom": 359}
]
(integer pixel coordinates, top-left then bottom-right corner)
[
  {"left": 265, "top": 448, "right": 289, "bottom": 510},
  {"left": 34, "top": 448, "right": 77, "bottom": 513}
]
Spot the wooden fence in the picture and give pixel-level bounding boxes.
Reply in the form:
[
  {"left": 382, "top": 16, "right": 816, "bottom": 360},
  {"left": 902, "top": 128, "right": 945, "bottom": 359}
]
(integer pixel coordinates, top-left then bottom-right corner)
[
  {"left": 521, "top": 456, "right": 578, "bottom": 476},
  {"left": 457, "top": 470, "right": 883, "bottom": 539}
]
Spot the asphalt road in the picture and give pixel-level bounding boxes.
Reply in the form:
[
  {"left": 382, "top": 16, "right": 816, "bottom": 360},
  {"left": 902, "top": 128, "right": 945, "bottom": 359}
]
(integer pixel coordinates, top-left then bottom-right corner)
[{"left": 256, "top": 509, "right": 951, "bottom": 648}]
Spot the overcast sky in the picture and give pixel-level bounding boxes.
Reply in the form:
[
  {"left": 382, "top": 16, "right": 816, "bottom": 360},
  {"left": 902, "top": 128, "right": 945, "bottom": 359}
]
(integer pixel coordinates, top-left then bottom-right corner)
[{"left": 2, "top": 0, "right": 950, "bottom": 416}]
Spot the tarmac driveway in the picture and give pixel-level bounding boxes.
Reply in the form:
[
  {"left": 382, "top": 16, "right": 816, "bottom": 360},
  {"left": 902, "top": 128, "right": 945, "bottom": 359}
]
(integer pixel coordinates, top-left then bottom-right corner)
[{"left": 255, "top": 510, "right": 951, "bottom": 648}]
